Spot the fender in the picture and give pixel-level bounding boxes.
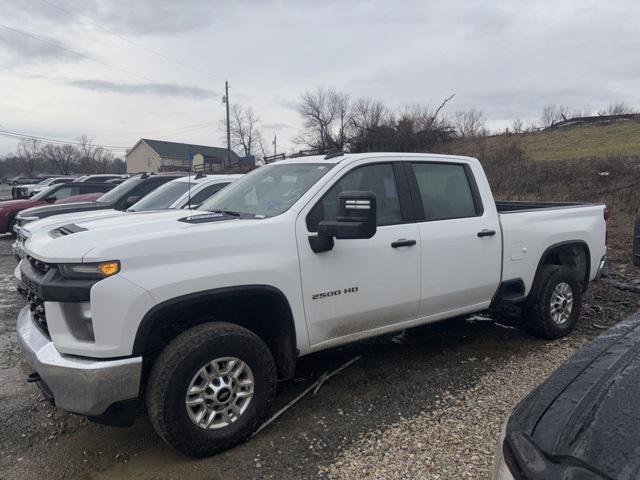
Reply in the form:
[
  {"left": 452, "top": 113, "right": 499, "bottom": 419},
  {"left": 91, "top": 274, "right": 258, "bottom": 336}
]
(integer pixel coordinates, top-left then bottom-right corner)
[
  {"left": 534, "top": 240, "right": 591, "bottom": 288},
  {"left": 132, "top": 284, "right": 298, "bottom": 378}
]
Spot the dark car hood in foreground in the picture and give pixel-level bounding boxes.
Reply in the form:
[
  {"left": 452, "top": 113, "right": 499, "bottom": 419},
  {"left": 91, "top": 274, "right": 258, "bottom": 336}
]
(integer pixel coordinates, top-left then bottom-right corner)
[
  {"left": 18, "top": 201, "right": 112, "bottom": 219},
  {"left": 505, "top": 313, "right": 640, "bottom": 479}
]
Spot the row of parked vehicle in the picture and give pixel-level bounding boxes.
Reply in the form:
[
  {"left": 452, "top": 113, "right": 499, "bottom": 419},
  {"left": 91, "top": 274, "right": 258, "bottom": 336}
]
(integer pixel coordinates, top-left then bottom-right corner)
[
  {"left": 11, "top": 152, "right": 613, "bottom": 471},
  {"left": 9, "top": 174, "right": 128, "bottom": 199}
]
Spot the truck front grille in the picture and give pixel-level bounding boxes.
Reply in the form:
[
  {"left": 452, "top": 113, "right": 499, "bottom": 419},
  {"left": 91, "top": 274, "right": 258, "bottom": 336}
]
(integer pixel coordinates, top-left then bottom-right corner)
[{"left": 26, "top": 290, "right": 49, "bottom": 338}]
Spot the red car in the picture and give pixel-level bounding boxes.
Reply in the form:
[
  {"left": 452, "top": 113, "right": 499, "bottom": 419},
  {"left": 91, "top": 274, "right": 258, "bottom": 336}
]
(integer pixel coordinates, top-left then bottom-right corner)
[{"left": 0, "top": 182, "right": 114, "bottom": 234}]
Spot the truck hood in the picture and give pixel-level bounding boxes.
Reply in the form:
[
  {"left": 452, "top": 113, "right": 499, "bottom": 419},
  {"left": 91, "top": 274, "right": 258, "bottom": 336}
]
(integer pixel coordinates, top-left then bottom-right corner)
[
  {"left": 506, "top": 313, "right": 640, "bottom": 480},
  {"left": 22, "top": 208, "right": 124, "bottom": 235},
  {"left": 24, "top": 209, "right": 234, "bottom": 262}
]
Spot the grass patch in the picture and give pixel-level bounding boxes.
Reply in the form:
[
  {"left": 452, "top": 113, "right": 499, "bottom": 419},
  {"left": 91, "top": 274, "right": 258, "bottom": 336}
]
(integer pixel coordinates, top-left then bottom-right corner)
[{"left": 481, "top": 121, "right": 640, "bottom": 162}]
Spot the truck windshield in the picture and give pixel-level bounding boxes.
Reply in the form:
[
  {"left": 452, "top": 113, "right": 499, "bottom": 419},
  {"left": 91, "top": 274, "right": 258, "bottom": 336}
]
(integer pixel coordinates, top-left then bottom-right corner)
[
  {"left": 200, "top": 163, "right": 333, "bottom": 218},
  {"left": 127, "top": 181, "right": 190, "bottom": 212},
  {"left": 96, "top": 177, "right": 142, "bottom": 205}
]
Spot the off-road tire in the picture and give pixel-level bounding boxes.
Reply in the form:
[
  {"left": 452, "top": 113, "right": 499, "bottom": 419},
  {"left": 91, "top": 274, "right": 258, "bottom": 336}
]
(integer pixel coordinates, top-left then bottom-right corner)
[
  {"left": 523, "top": 265, "right": 582, "bottom": 339},
  {"left": 146, "top": 322, "right": 277, "bottom": 458}
]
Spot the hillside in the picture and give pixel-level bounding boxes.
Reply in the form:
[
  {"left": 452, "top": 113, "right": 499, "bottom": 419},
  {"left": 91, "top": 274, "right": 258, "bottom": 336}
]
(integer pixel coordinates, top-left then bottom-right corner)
[{"left": 483, "top": 120, "right": 640, "bottom": 162}]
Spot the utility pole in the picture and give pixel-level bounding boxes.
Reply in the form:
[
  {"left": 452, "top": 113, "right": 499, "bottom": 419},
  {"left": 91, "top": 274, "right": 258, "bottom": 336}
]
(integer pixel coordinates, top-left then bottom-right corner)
[
  {"left": 273, "top": 132, "right": 277, "bottom": 158},
  {"left": 224, "top": 80, "right": 231, "bottom": 169}
]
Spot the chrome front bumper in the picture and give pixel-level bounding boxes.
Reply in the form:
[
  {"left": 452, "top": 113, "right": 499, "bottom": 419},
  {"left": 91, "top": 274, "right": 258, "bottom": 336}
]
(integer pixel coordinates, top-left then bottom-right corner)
[{"left": 16, "top": 306, "right": 142, "bottom": 416}]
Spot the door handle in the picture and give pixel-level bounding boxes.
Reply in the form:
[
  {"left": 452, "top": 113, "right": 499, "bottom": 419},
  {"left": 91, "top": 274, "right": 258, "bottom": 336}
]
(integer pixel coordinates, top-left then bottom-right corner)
[
  {"left": 391, "top": 239, "right": 417, "bottom": 248},
  {"left": 477, "top": 229, "right": 496, "bottom": 238}
]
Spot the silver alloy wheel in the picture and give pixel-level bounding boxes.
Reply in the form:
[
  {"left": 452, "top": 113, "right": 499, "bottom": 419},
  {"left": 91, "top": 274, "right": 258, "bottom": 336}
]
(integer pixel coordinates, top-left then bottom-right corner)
[
  {"left": 185, "top": 357, "right": 255, "bottom": 430},
  {"left": 549, "top": 281, "right": 574, "bottom": 325}
]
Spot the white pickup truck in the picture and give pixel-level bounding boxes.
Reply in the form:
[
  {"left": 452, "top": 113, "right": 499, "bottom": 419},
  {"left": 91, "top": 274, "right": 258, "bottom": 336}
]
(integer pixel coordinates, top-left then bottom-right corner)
[{"left": 15, "top": 152, "right": 607, "bottom": 457}]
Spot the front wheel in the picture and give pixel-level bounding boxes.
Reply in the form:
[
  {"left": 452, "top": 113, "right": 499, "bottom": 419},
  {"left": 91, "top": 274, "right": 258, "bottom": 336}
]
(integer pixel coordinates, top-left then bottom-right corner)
[
  {"left": 523, "top": 265, "right": 582, "bottom": 339},
  {"left": 145, "top": 322, "right": 277, "bottom": 457}
]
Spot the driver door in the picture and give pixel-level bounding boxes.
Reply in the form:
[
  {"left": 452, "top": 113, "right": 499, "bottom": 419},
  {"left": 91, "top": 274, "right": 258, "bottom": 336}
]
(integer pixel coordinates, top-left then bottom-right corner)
[{"left": 295, "top": 161, "right": 421, "bottom": 348}]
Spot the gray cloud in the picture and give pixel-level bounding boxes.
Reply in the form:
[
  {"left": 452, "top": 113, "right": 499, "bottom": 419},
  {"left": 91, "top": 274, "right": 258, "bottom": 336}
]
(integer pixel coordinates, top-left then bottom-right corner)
[
  {"left": 3, "top": 0, "right": 216, "bottom": 37},
  {"left": 0, "top": 27, "right": 82, "bottom": 64},
  {"left": 68, "top": 79, "right": 216, "bottom": 99}
]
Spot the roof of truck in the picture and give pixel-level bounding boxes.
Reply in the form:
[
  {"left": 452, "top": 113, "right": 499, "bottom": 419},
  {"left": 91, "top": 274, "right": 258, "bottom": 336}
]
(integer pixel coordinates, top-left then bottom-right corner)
[{"left": 275, "top": 152, "right": 477, "bottom": 165}]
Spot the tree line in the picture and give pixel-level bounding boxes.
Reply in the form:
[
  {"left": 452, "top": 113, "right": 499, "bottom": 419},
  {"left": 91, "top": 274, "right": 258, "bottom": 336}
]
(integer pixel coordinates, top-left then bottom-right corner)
[{"left": 0, "top": 136, "right": 126, "bottom": 178}]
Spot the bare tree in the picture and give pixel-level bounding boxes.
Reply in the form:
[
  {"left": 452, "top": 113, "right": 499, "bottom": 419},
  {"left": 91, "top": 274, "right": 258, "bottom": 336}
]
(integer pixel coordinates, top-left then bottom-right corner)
[
  {"left": 296, "top": 86, "right": 349, "bottom": 151},
  {"left": 511, "top": 118, "right": 524, "bottom": 134},
  {"left": 540, "top": 105, "right": 558, "bottom": 127},
  {"left": 350, "top": 97, "right": 390, "bottom": 132},
  {"left": 76, "top": 135, "right": 101, "bottom": 172},
  {"left": 598, "top": 102, "right": 636, "bottom": 116},
  {"left": 16, "top": 138, "right": 43, "bottom": 176},
  {"left": 453, "top": 108, "right": 487, "bottom": 138},
  {"left": 42, "top": 144, "right": 78, "bottom": 174},
  {"left": 227, "top": 104, "right": 262, "bottom": 157}
]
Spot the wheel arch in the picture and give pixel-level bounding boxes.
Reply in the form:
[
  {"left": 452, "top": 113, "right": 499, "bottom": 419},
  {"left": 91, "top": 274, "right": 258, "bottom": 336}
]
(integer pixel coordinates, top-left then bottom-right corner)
[
  {"left": 533, "top": 240, "right": 591, "bottom": 293},
  {"left": 133, "top": 285, "right": 298, "bottom": 380}
]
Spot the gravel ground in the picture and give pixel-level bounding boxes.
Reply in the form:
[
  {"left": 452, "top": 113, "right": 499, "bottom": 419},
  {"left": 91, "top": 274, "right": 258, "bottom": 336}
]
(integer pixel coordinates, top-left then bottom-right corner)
[{"left": 0, "top": 212, "right": 637, "bottom": 480}]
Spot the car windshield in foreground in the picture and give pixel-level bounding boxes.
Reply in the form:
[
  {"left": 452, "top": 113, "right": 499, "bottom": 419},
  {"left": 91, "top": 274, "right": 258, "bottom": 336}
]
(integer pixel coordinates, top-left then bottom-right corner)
[
  {"left": 96, "top": 176, "right": 142, "bottom": 204},
  {"left": 200, "top": 163, "right": 333, "bottom": 218},
  {"left": 128, "top": 181, "right": 191, "bottom": 211}
]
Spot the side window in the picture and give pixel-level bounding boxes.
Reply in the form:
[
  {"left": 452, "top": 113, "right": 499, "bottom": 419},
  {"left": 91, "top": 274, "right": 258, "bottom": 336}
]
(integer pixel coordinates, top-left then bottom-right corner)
[
  {"left": 307, "top": 163, "right": 402, "bottom": 231},
  {"left": 412, "top": 163, "right": 479, "bottom": 221},
  {"left": 188, "top": 183, "right": 229, "bottom": 205},
  {"left": 131, "top": 180, "right": 165, "bottom": 199},
  {"left": 47, "top": 186, "right": 80, "bottom": 200}
]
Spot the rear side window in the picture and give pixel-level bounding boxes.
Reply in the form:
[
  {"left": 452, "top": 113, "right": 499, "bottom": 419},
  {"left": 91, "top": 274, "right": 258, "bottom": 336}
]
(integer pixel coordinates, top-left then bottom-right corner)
[
  {"left": 307, "top": 163, "right": 402, "bottom": 231},
  {"left": 188, "top": 182, "right": 230, "bottom": 206},
  {"left": 412, "top": 163, "right": 479, "bottom": 221}
]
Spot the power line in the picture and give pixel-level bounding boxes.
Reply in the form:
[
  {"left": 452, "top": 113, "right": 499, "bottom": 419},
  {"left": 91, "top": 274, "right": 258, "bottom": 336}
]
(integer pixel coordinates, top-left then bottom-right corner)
[
  {"left": 40, "top": 0, "right": 224, "bottom": 80},
  {"left": 0, "top": 22, "right": 156, "bottom": 83},
  {"left": 0, "top": 129, "right": 129, "bottom": 151}
]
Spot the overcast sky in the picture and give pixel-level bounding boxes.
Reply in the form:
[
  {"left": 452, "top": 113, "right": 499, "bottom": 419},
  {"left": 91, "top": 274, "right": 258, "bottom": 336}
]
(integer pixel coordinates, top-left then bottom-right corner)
[{"left": 0, "top": 0, "right": 638, "bottom": 157}]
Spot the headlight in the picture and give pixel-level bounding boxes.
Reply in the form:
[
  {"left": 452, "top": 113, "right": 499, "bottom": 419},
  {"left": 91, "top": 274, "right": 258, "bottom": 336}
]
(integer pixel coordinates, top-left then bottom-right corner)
[
  {"left": 493, "top": 419, "right": 515, "bottom": 480},
  {"left": 59, "top": 260, "right": 120, "bottom": 279}
]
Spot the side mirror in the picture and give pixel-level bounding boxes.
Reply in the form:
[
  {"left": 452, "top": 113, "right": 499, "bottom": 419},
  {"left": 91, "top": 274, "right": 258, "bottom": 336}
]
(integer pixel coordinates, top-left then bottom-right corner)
[
  {"left": 123, "top": 195, "right": 141, "bottom": 209},
  {"left": 308, "top": 191, "right": 377, "bottom": 253},
  {"left": 45, "top": 197, "right": 57, "bottom": 203}
]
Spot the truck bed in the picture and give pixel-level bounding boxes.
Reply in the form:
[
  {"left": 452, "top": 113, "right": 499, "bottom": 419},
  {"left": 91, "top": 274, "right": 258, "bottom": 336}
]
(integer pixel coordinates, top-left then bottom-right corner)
[{"left": 496, "top": 200, "right": 596, "bottom": 213}]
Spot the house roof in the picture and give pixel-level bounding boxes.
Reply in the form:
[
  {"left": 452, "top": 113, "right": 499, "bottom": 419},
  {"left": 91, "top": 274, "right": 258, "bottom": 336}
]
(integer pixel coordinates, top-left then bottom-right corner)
[{"left": 130, "top": 138, "right": 239, "bottom": 162}]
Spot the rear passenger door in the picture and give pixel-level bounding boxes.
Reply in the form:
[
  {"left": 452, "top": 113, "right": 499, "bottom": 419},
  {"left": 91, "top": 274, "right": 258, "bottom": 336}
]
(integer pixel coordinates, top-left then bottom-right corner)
[{"left": 408, "top": 162, "right": 501, "bottom": 317}]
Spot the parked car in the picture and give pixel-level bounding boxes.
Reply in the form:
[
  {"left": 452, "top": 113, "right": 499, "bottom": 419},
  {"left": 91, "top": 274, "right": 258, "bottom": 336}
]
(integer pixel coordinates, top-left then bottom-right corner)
[
  {"left": 10, "top": 177, "right": 41, "bottom": 198},
  {"left": 13, "top": 176, "right": 77, "bottom": 199},
  {"left": 494, "top": 313, "right": 640, "bottom": 480},
  {"left": 15, "top": 152, "right": 607, "bottom": 457},
  {"left": 9, "top": 176, "right": 39, "bottom": 186},
  {"left": 13, "top": 173, "right": 183, "bottom": 229},
  {"left": 0, "top": 182, "right": 114, "bottom": 235},
  {"left": 12, "top": 174, "right": 240, "bottom": 258}
]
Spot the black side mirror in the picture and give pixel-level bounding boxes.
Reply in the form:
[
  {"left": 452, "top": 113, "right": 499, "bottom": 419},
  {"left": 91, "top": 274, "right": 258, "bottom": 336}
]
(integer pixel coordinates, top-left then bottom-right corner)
[
  {"left": 45, "top": 197, "right": 57, "bottom": 203},
  {"left": 123, "top": 195, "right": 141, "bottom": 209},
  {"left": 308, "top": 191, "right": 377, "bottom": 253}
]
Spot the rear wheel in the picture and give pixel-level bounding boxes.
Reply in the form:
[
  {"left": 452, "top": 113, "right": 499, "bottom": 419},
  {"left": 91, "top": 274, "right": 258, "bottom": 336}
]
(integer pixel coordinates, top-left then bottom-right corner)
[
  {"left": 145, "top": 322, "right": 277, "bottom": 457},
  {"left": 523, "top": 265, "right": 582, "bottom": 339}
]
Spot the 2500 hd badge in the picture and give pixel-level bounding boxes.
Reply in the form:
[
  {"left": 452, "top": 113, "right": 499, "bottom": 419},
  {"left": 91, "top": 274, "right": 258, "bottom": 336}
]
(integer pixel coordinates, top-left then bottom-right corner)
[{"left": 312, "top": 287, "right": 359, "bottom": 300}]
